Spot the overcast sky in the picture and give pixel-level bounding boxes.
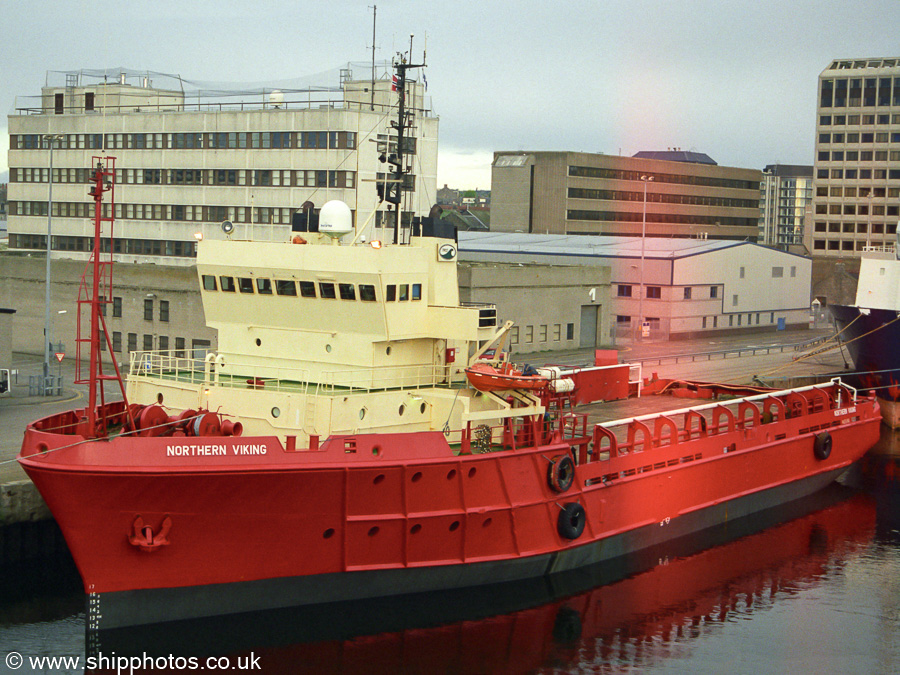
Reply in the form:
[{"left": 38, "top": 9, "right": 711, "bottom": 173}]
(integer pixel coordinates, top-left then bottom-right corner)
[{"left": 2, "top": 0, "right": 899, "bottom": 189}]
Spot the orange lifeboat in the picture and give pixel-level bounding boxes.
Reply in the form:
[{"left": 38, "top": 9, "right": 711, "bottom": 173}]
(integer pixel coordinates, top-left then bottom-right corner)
[{"left": 464, "top": 362, "right": 550, "bottom": 392}]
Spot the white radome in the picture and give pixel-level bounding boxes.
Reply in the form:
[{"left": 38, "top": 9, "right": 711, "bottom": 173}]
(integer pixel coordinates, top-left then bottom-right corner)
[{"left": 319, "top": 200, "right": 354, "bottom": 238}]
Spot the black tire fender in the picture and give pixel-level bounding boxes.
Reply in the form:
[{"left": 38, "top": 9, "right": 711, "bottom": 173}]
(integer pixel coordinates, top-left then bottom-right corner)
[
  {"left": 558, "top": 502, "right": 586, "bottom": 540},
  {"left": 814, "top": 431, "right": 832, "bottom": 460}
]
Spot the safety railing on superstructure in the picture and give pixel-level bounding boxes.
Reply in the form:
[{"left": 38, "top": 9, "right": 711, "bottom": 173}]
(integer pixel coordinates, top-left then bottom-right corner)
[
  {"left": 14, "top": 98, "right": 436, "bottom": 118},
  {"left": 128, "top": 350, "right": 458, "bottom": 394}
]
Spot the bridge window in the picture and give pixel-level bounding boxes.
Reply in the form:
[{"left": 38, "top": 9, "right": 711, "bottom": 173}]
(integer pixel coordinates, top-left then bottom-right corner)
[
  {"left": 238, "top": 277, "right": 254, "bottom": 293},
  {"left": 339, "top": 283, "right": 356, "bottom": 300},
  {"left": 359, "top": 284, "right": 376, "bottom": 302},
  {"left": 256, "top": 279, "right": 272, "bottom": 295},
  {"left": 220, "top": 276, "right": 235, "bottom": 292},
  {"left": 202, "top": 275, "right": 217, "bottom": 291},
  {"left": 386, "top": 284, "right": 396, "bottom": 301},
  {"left": 275, "top": 280, "right": 296, "bottom": 296},
  {"left": 299, "top": 281, "right": 316, "bottom": 298},
  {"left": 412, "top": 283, "right": 422, "bottom": 301},
  {"left": 399, "top": 284, "right": 409, "bottom": 301},
  {"left": 319, "top": 282, "right": 336, "bottom": 299}
]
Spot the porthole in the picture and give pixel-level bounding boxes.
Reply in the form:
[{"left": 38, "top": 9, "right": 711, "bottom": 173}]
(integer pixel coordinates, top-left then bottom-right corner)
[
  {"left": 386, "top": 346, "right": 392, "bottom": 356},
  {"left": 323, "top": 528, "right": 335, "bottom": 539},
  {"left": 412, "top": 471, "right": 422, "bottom": 482},
  {"left": 372, "top": 445, "right": 382, "bottom": 457},
  {"left": 482, "top": 517, "right": 492, "bottom": 527},
  {"left": 255, "top": 338, "right": 261, "bottom": 347},
  {"left": 399, "top": 404, "right": 406, "bottom": 416},
  {"left": 157, "top": 393, "right": 164, "bottom": 404},
  {"left": 410, "top": 523, "right": 422, "bottom": 534},
  {"left": 447, "top": 469, "right": 457, "bottom": 480},
  {"left": 368, "top": 526, "right": 379, "bottom": 537},
  {"left": 449, "top": 521, "right": 460, "bottom": 532},
  {"left": 325, "top": 344, "right": 332, "bottom": 353},
  {"left": 468, "top": 467, "right": 477, "bottom": 478},
  {"left": 359, "top": 408, "right": 367, "bottom": 420},
  {"left": 373, "top": 474, "right": 385, "bottom": 485},
  {"left": 271, "top": 407, "right": 281, "bottom": 418},
  {"left": 420, "top": 402, "right": 427, "bottom": 414}
]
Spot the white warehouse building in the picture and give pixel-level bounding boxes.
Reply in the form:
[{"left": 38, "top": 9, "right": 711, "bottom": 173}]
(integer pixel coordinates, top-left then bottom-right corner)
[{"left": 458, "top": 232, "right": 814, "bottom": 343}]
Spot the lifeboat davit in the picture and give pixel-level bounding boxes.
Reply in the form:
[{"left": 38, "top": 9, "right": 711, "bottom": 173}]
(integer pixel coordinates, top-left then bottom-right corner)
[{"left": 464, "top": 362, "right": 550, "bottom": 392}]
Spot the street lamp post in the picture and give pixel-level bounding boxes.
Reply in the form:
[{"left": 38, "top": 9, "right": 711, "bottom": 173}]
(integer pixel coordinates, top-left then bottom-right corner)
[
  {"left": 43, "top": 134, "right": 64, "bottom": 395},
  {"left": 638, "top": 175, "right": 653, "bottom": 341}
]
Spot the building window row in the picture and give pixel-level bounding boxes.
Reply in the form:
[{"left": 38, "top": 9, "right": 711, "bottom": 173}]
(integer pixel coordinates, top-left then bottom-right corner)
[
  {"left": 9, "top": 131, "right": 357, "bottom": 151},
  {"left": 617, "top": 284, "right": 719, "bottom": 299},
  {"left": 818, "top": 133, "right": 900, "bottom": 145},
  {"left": 815, "top": 167, "right": 900, "bottom": 180},
  {"left": 724, "top": 312, "right": 777, "bottom": 328},
  {"left": 513, "top": 323, "right": 575, "bottom": 345},
  {"left": 818, "top": 150, "right": 900, "bottom": 164},
  {"left": 8, "top": 200, "right": 325, "bottom": 226},
  {"left": 568, "top": 165, "right": 758, "bottom": 190},
  {"left": 814, "top": 203, "right": 900, "bottom": 217},
  {"left": 116, "top": 333, "right": 197, "bottom": 358},
  {"left": 9, "top": 233, "right": 198, "bottom": 257},
  {"left": 814, "top": 221, "right": 897, "bottom": 235},
  {"left": 567, "top": 187, "right": 757, "bottom": 209},
  {"left": 820, "top": 77, "right": 900, "bottom": 108},
  {"left": 820, "top": 113, "right": 900, "bottom": 126},
  {"left": 812, "top": 238, "right": 894, "bottom": 252},
  {"left": 567, "top": 210, "right": 757, "bottom": 228},
  {"left": 10, "top": 167, "right": 357, "bottom": 189},
  {"left": 817, "top": 186, "right": 900, "bottom": 198}
]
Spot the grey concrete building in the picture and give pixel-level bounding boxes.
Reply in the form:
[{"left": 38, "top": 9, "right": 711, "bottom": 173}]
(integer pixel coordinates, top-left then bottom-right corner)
[
  {"left": 6, "top": 66, "right": 438, "bottom": 265},
  {"left": 491, "top": 151, "right": 762, "bottom": 241},
  {"left": 458, "top": 262, "right": 611, "bottom": 352},
  {"left": 0, "top": 255, "right": 215, "bottom": 364},
  {"left": 812, "top": 57, "right": 900, "bottom": 257}
]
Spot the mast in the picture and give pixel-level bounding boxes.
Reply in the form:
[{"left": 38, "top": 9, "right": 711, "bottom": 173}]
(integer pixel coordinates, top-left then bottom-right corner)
[
  {"left": 75, "top": 157, "right": 134, "bottom": 438},
  {"left": 370, "top": 5, "right": 376, "bottom": 111},
  {"left": 387, "top": 38, "right": 425, "bottom": 244}
]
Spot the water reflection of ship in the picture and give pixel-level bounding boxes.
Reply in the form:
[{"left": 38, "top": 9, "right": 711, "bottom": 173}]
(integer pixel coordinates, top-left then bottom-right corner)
[{"left": 89, "top": 485, "right": 876, "bottom": 674}]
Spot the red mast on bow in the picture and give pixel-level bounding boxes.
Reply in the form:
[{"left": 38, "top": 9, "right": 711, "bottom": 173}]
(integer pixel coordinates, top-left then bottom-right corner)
[{"left": 74, "top": 157, "right": 134, "bottom": 438}]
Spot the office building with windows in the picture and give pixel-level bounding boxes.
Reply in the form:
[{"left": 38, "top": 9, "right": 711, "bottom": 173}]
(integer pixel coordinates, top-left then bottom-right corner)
[
  {"left": 811, "top": 57, "right": 900, "bottom": 257},
  {"left": 6, "top": 67, "right": 438, "bottom": 265},
  {"left": 758, "top": 164, "right": 814, "bottom": 249},
  {"left": 491, "top": 150, "right": 762, "bottom": 241}
]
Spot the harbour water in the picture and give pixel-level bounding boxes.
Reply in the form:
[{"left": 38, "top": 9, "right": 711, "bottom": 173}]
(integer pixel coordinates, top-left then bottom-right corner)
[{"left": 1, "top": 428, "right": 897, "bottom": 675}]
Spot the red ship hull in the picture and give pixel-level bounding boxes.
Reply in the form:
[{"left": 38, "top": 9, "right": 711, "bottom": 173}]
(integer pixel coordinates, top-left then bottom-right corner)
[{"left": 18, "top": 383, "right": 881, "bottom": 628}]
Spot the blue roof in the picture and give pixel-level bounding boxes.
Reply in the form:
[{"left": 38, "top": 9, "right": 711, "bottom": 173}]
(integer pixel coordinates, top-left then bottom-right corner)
[
  {"left": 458, "top": 231, "right": 745, "bottom": 261},
  {"left": 632, "top": 151, "right": 718, "bottom": 165}
]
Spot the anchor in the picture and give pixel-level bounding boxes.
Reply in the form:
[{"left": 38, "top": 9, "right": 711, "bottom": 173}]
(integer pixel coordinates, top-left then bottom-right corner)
[{"left": 128, "top": 515, "right": 172, "bottom": 552}]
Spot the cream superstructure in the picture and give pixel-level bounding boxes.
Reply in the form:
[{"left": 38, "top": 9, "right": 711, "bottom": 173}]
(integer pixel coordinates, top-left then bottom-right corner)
[{"left": 126, "top": 228, "right": 542, "bottom": 447}]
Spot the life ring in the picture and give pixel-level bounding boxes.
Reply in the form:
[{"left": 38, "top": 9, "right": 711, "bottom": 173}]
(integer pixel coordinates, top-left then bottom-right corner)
[
  {"left": 548, "top": 454, "right": 575, "bottom": 493},
  {"left": 558, "top": 502, "right": 586, "bottom": 539},
  {"left": 813, "top": 431, "right": 832, "bottom": 460}
]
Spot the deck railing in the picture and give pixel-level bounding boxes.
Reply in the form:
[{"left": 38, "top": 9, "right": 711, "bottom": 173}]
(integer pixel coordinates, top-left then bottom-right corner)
[{"left": 128, "top": 350, "right": 457, "bottom": 394}]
